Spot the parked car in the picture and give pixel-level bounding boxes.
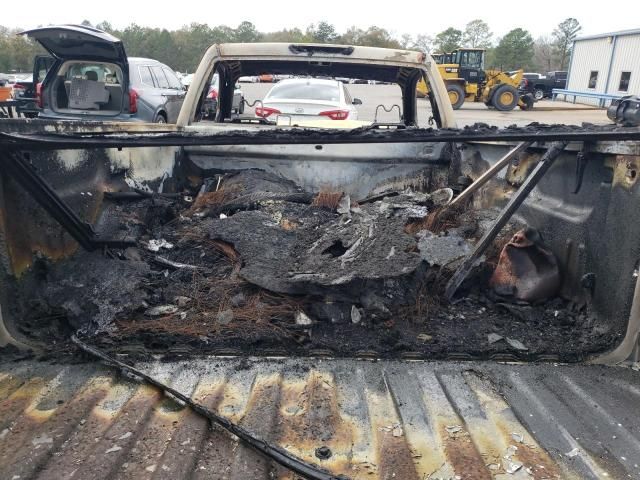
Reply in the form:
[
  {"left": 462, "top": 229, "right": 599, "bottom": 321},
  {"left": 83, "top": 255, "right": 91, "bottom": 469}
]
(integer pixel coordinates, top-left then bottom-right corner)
[
  {"left": 201, "top": 73, "right": 245, "bottom": 119},
  {"left": 0, "top": 77, "right": 11, "bottom": 102},
  {"left": 520, "top": 71, "right": 568, "bottom": 100},
  {"left": 523, "top": 72, "right": 544, "bottom": 81},
  {"left": 4, "top": 73, "right": 31, "bottom": 97},
  {"left": 519, "top": 73, "right": 545, "bottom": 100},
  {"left": 6, "top": 56, "right": 56, "bottom": 118},
  {"left": 544, "top": 70, "right": 568, "bottom": 93},
  {"left": 180, "top": 73, "right": 195, "bottom": 89},
  {"left": 255, "top": 78, "right": 361, "bottom": 123},
  {"left": 21, "top": 25, "right": 186, "bottom": 123}
]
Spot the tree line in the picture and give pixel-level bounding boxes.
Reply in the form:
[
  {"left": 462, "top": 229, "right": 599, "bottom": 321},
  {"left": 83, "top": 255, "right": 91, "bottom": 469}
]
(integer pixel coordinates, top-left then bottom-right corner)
[
  {"left": 433, "top": 18, "right": 581, "bottom": 72},
  {"left": 0, "top": 18, "right": 581, "bottom": 74}
]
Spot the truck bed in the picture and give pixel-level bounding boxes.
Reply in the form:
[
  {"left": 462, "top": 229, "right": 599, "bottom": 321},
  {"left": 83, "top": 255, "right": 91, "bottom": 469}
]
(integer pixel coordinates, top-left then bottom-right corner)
[
  {"left": 3, "top": 42, "right": 640, "bottom": 480},
  {"left": 1, "top": 356, "right": 638, "bottom": 479}
]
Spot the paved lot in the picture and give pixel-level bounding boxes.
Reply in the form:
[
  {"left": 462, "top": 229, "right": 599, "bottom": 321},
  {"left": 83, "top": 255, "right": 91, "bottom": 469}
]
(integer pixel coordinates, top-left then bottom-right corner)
[{"left": 238, "top": 82, "right": 611, "bottom": 128}]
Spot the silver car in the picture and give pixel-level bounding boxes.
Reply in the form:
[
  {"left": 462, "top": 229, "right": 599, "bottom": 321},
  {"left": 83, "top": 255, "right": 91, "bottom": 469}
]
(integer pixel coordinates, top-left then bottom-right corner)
[
  {"left": 256, "top": 78, "right": 361, "bottom": 123},
  {"left": 21, "top": 25, "right": 185, "bottom": 123}
]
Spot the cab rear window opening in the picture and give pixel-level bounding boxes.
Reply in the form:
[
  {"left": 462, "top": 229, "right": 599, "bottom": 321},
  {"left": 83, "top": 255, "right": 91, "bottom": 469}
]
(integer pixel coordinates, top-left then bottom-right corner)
[{"left": 50, "top": 61, "right": 125, "bottom": 114}]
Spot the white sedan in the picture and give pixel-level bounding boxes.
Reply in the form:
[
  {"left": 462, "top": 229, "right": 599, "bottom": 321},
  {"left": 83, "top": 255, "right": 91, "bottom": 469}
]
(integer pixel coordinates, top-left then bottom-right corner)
[{"left": 255, "top": 78, "right": 361, "bottom": 123}]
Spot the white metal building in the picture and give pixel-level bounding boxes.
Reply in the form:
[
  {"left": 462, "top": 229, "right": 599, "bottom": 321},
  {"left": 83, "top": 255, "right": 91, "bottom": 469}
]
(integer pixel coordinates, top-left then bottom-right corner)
[{"left": 565, "top": 28, "right": 640, "bottom": 106}]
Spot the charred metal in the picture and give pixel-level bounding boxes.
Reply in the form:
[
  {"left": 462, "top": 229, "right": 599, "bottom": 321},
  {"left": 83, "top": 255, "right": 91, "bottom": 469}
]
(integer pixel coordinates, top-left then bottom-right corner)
[
  {"left": 0, "top": 122, "right": 637, "bottom": 364},
  {"left": 3, "top": 40, "right": 640, "bottom": 480},
  {"left": 1, "top": 123, "right": 640, "bottom": 150}
]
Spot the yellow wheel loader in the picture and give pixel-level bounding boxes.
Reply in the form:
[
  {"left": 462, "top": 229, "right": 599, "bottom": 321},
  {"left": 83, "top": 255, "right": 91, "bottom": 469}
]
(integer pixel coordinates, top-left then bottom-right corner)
[{"left": 417, "top": 48, "right": 534, "bottom": 111}]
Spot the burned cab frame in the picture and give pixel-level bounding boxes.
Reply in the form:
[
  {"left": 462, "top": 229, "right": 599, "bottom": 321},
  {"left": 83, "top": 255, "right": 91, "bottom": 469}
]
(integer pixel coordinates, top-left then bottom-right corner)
[{"left": 182, "top": 43, "right": 455, "bottom": 128}]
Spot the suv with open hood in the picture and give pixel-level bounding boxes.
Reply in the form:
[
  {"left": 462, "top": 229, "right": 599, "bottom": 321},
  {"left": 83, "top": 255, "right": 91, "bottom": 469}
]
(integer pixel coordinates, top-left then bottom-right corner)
[{"left": 21, "top": 24, "right": 186, "bottom": 123}]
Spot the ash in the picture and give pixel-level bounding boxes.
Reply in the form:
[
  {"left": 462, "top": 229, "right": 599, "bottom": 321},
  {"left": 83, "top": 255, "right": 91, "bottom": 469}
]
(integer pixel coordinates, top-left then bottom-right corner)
[{"left": 11, "top": 169, "right": 617, "bottom": 361}]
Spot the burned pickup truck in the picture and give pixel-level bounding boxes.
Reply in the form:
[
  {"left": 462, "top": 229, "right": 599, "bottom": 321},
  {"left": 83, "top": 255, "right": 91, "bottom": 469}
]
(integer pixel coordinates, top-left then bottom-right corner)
[{"left": 1, "top": 41, "right": 640, "bottom": 479}]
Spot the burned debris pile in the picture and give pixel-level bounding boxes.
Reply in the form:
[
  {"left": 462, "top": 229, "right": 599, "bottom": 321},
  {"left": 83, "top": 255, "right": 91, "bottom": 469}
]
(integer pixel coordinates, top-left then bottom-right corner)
[{"left": 12, "top": 169, "right": 617, "bottom": 359}]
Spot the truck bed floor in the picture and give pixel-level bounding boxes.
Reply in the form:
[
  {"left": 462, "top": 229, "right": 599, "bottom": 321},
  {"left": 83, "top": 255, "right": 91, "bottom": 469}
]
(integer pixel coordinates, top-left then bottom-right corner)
[{"left": 0, "top": 357, "right": 638, "bottom": 479}]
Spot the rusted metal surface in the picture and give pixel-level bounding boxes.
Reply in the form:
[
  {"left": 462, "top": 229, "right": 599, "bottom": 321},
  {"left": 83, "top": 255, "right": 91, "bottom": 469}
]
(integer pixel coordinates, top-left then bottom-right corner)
[
  {"left": 0, "top": 121, "right": 179, "bottom": 275},
  {"left": 449, "top": 141, "right": 533, "bottom": 209},
  {"left": 0, "top": 151, "right": 108, "bottom": 275},
  {"left": 445, "top": 142, "right": 568, "bottom": 301},
  {"left": 506, "top": 150, "right": 542, "bottom": 187},
  {"left": 1, "top": 358, "right": 638, "bottom": 479},
  {"left": 490, "top": 228, "right": 561, "bottom": 302},
  {"left": 612, "top": 155, "right": 640, "bottom": 189}
]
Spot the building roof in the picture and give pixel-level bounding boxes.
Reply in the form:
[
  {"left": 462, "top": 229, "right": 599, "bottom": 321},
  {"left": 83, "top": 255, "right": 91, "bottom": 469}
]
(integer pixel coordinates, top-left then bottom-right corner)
[{"left": 575, "top": 28, "right": 640, "bottom": 42}]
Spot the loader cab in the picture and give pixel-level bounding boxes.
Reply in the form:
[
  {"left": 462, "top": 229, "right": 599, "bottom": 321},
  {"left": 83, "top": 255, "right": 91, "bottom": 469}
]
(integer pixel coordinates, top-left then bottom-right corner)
[
  {"left": 452, "top": 48, "right": 486, "bottom": 85},
  {"left": 432, "top": 53, "right": 454, "bottom": 64}
]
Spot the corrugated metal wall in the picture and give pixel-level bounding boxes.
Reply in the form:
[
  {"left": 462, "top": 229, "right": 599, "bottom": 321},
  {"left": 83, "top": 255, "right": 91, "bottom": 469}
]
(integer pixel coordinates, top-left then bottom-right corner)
[
  {"left": 608, "top": 35, "right": 640, "bottom": 95},
  {"left": 566, "top": 38, "right": 614, "bottom": 106},
  {"left": 565, "top": 33, "right": 640, "bottom": 106}
]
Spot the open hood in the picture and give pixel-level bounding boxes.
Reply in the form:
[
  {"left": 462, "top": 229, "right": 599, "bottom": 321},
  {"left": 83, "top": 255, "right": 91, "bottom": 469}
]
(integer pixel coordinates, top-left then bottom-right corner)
[{"left": 20, "top": 25, "right": 127, "bottom": 64}]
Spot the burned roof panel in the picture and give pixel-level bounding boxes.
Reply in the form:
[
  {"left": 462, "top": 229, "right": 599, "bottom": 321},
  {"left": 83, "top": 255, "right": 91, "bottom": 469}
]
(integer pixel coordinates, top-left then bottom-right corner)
[{"left": 214, "top": 42, "right": 428, "bottom": 67}]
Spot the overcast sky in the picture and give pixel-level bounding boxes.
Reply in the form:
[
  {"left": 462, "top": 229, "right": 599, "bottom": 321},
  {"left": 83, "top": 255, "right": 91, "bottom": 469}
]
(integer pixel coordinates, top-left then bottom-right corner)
[{"left": 4, "top": 0, "right": 639, "bottom": 39}]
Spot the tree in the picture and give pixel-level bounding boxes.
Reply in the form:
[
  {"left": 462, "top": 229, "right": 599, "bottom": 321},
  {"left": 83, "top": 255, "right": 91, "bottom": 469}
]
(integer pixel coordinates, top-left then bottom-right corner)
[
  {"left": 307, "top": 21, "right": 338, "bottom": 43},
  {"left": 233, "top": 21, "right": 261, "bottom": 43},
  {"left": 434, "top": 27, "right": 462, "bottom": 53},
  {"left": 493, "top": 28, "right": 534, "bottom": 70},
  {"left": 533, "top": 36, "right": 555, "bottom": 72},
  {"left": 0, "top": 28, "right": 44, "bottom": 72},
  {"left": 210, "top": 25, "right": 235, "bottom": 43},
  {"left": 262, "top": 28, "right": 308, "bottom": 43},
  {"left": 152, "top": 29, "right": 178, "bottom": 68},
  {"left": 413, "top": 34, "right": 433, "bottom": 53},
  {"left": 357, "top": 26, "right": 401, "bottom": 48},
  {"left": 552, "top": 18, "right": 581, "bottom": 70},
  {"left": 339, "top": 26, "right": 365, "bottom": 45},
  {"left": 171, "top": 23, "right": 235, "bottom": 72},
  {"left": 95, "top": 21, "right": 114, "bottom": 33},
  {"left": 484, "top": 47, "right": 497, "bottom": 69},
  {"left": 0, "top": 21, "right": 554, "bottom": 74},
  {"left": 463, "top": 19, "right": 492, "bottom": 48},
  {"left": 400, "top": 33, "right": 413, "bottom": 49},
  {"left": 118, "top": 23, "right": 149, "bottom": 55},
  {"left": 400, "top": 34, "right": 433, "bottom": 53},
  {"left": 338, "top": 26, "right": 400, "bottom": 48}
]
